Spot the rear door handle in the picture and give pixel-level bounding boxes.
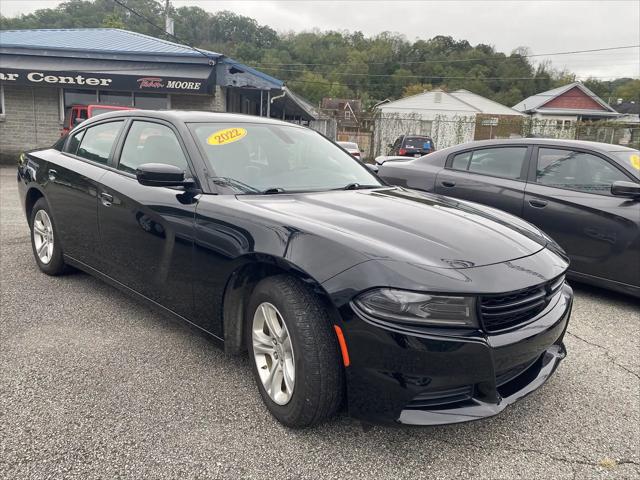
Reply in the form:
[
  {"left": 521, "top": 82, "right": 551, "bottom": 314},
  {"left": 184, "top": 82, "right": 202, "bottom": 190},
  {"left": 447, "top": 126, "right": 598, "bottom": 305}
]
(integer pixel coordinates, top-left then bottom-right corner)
[
  {"left": 99, "top": 192, "right": 113, "bottom": 207},
  {"left": 441, "top": 180, "right": 456, "bottom": 188},
  {"left": 48, "top": 169, "right": 57, "bottom": 181},
  {"left": 529, "top": 199, "right": 548, "bottom": 208}
]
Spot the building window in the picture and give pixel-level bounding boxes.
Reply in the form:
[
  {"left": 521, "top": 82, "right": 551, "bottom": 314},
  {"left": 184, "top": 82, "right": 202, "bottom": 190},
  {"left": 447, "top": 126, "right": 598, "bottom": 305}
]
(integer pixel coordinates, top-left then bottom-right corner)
[
  {"left": 64, "top": 89, "right": 98, "bottom": 108},
  {"left": 344, "top": 110, "right": 351, "bottom": 119},
  {"left": 133, "top": 93, "right": 169, "bottom": 109},
  {"left": 0, "top": 84, "right": 5, "bottom": 120},
  {"left": 99, "top": 90, "right": 133, "bottom": 107}
]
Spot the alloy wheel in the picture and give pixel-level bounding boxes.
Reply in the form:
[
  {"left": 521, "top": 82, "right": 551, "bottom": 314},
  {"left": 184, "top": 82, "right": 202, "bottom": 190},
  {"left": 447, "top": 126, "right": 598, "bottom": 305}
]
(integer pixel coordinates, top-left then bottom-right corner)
[
  {"left": 252, "top": 302, "right": 295, "bottom": 405},
  {"left": 33, "top": 210, "right": 54, "bottom": 265}
]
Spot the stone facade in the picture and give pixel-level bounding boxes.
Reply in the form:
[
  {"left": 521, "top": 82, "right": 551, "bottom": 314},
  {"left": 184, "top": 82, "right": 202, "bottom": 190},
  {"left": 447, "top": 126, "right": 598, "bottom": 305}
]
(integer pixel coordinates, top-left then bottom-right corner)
[
  {"left": 0, "top": 84, "right": 62, "bottom": 164},
  {"left": 170, "top": 86, "right": 226, "bottom": 113}
]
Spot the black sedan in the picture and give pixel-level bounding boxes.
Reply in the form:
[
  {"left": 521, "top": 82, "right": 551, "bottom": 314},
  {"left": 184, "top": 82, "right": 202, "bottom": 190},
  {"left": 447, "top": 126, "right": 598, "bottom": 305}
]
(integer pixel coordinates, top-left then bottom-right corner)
[
  {"left": 379, "top": 139, "right": 640, "bottom": 298},
  {"left": 18, "top": 111, "right": 572, "bottom": 427}
]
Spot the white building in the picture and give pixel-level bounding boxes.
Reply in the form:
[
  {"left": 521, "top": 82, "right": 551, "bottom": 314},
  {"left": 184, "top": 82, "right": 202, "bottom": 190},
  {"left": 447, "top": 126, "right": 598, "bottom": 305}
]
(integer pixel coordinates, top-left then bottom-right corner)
[{"left": 373, "top": 89, "right": 524, "bottom": 155}]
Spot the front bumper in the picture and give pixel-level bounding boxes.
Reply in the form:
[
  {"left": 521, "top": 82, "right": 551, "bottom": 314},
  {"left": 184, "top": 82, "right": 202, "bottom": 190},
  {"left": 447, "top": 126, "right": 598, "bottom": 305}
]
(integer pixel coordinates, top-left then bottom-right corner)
[{"left": 340, "top": 284, "right": 572, "bottom": 425}]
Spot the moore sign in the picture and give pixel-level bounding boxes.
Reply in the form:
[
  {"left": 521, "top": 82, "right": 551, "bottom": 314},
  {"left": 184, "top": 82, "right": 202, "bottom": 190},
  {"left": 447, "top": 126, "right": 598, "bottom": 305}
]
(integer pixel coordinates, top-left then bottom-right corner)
[{"left": 0, "top": 70, "right": 211, "bottom": 94}]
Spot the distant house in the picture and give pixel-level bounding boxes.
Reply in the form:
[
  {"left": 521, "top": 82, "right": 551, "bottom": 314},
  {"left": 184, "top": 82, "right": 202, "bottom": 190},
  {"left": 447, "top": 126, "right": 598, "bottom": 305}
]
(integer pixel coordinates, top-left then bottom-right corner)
[
  {"left": 513, "top": 82, "right": 620, "bottom": 123},
  {"left": 321, "top": 97, "right": 373, "bottom": 157},
  {"left": 321, "top": 98, "right": 363, "bottom": 129},
  {"left": 373, "top": 89, "right": 524, "bottom": 153}
]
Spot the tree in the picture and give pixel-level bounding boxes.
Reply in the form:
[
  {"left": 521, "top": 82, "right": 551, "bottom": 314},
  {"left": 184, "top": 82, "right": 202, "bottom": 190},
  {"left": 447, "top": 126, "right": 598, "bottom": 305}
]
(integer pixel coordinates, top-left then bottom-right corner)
[
  {"left": 0, "top": 0, "right": 630, "bottom": 107},
  {"left": 402, "top": 83, "right": 432, "bottom": 97}
]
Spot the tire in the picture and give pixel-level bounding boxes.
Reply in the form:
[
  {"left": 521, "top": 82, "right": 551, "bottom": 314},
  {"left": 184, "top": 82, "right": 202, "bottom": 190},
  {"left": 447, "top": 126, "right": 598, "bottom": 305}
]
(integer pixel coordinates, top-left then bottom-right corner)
[
  {"left": 29, "top": 197, "right": 67, "bottom": 276},
  {"left": 246, "top": 275, "right": 344, "bottom": 428}
]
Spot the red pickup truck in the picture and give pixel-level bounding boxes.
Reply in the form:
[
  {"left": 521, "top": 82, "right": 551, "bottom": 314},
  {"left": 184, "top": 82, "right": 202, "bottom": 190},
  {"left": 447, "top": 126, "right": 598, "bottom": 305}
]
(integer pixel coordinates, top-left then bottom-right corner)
[{"left": 62, "top": 104, "right": 136, "bottom": 135}]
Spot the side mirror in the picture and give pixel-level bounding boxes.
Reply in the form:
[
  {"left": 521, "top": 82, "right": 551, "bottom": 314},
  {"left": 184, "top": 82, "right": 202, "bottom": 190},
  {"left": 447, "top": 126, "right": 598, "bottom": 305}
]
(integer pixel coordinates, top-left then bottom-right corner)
[
  {"left": 611, "top": 180, "right": 640, "bottom": 198},
  {"left": 366, "top": 163, "right": 379, "bottom": 174},
  {"left": 136, "top": 163, "right": 195, "bottom": 188}
]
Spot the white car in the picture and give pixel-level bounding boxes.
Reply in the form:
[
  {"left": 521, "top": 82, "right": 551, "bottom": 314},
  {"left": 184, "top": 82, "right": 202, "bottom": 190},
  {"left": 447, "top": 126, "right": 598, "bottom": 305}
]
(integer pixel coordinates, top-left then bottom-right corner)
[{"left": 337, "top": 141, "right": 362, "bottom": 159}]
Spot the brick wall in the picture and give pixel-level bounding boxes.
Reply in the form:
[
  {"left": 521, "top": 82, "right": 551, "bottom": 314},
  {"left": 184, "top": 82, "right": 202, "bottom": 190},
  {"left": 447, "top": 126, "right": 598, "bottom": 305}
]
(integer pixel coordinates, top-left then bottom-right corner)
[
  {"left": 170, "top": 86, "right": 226, "bottom": 112},
  {"left": 541, "top": 86, "right": 608, "bottom": 111},
  {"left": 0, "top": 84, "right": 62, "bottom": 164}
]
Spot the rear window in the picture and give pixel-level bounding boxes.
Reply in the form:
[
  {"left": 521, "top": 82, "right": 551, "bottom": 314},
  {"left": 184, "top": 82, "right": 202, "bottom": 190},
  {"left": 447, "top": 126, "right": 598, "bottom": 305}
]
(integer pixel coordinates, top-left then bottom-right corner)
[
  {"left": 75, "top": 121, "right": 124, "bottom": 164},
  {"left": 404, "top": 136, "right": 433, "bottom": 149}
]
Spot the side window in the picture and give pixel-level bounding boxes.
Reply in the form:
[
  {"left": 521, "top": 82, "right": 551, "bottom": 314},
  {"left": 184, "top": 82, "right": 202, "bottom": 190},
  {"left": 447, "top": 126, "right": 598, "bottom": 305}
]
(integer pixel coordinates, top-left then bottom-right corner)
[
  {"left": 118, "top": 121, "right": 189, "bottom": 175},
  {"left": 76, "top": 121, "right": 124, "bottom": 164},
  {"left": 451, "top": 151, "right": 471, "bottom": 170},
  {"left": 66, "top": 129, "right": 85, "bottom": 155},
  {"left": 467, "top": 147, "right": 528, "bottom": 179},
  {"left": 536, "top": 148, "right": 629, "bottom": 195}
]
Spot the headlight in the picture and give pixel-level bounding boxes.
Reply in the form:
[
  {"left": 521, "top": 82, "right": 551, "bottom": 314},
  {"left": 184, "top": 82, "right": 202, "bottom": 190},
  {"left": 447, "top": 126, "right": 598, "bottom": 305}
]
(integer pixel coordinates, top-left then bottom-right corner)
[{"left": 354, "top": 288, "right": 477, "bottom": 327}]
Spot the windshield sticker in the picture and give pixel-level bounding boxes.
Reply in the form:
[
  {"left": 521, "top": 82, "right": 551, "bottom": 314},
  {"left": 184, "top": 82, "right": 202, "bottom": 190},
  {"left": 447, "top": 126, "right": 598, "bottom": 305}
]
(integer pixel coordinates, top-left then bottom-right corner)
[
  {"left": 207, "top": 127, "right": 247, "bottom": 146},
  {"left": 630, "top": 154, "right": 640, "bottom": 170}
]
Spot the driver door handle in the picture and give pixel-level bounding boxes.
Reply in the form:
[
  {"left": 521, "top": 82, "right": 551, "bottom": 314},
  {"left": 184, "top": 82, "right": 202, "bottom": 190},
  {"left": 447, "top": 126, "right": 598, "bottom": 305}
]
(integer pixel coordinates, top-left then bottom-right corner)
[
  {"left": 441, "top": 180, "right": 456, "bottom": 188},
  {"left": 99, "top": 192, "right": 113, "bottom": 207},
  {"left": 529, "top": 199, "right": 548, "bottom": 208}
]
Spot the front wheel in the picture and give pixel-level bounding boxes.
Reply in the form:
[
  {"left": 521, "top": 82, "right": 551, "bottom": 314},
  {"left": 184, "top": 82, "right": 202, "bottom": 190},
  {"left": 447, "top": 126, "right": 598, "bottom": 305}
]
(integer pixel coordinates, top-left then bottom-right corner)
[
  {"left": 246, "top": 275, "right": 344, "bottom": 428},
  {"left": 30, "top": 197, "right": 67, "bottom": 276}
]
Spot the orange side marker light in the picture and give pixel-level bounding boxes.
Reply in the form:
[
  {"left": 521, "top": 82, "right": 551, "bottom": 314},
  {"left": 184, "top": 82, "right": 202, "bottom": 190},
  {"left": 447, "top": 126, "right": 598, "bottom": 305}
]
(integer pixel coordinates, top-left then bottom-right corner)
[{"left": 333, "top": 325, "right": 350, "bottom": 367}]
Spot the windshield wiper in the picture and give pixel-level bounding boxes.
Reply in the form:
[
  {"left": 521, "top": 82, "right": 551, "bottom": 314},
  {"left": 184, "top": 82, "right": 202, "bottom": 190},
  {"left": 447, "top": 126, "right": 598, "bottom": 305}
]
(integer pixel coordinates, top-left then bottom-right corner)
[
  {"left": 210, "top": 177, "right": 261, "bottom": 194},
  {"left": 339, "top": 183, "right": 381, "bottom": 190}
]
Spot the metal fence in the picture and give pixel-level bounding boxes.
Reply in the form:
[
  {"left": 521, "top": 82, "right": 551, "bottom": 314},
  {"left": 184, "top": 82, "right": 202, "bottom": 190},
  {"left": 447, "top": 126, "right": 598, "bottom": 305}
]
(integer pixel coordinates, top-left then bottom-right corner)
[{"left": 371, "top": 113, "right": 639, "bottom": 157}]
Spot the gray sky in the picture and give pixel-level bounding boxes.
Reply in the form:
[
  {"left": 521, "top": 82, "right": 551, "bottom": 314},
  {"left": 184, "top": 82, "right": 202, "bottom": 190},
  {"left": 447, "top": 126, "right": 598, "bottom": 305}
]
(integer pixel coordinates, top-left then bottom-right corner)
[{"left": 2, "top": 0, "right": 639, "bottom": 79}]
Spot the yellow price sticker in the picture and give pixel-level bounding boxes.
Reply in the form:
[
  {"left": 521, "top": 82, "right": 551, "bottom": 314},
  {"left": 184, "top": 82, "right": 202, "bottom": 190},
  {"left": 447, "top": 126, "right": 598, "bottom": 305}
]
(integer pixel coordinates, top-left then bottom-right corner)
[
  {"left": 630, "top": 154, "right": 640, "bottom": 170},
  {"left": 207, "top": 127, "right": 247, "bottom": 146}
]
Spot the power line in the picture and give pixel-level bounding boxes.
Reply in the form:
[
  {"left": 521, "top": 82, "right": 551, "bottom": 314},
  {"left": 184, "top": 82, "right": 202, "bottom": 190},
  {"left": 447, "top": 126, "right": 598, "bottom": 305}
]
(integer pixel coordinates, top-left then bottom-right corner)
[
  {"left": 250, "top": 45, "right": 640, "bottom": 67},
  {"left": 284, "top": 77, "right": 639, "bottom": 89},
  {"left": 256, "top": 67, "right": 634, "bottom": 81},
  {"left": 111, "top": 0, "right": 215, "bottom": 64}
]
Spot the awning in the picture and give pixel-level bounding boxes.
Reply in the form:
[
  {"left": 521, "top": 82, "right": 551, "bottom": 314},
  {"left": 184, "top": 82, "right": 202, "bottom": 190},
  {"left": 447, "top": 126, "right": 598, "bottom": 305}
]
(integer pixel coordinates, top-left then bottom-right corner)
[
  {"left": 269, "top": 87, "right": 321, "bottom": 122},
  {"left": 0, "top": 54, "right": 215, "bottom": 94},
  {"left": 216, "top": 58, "right": 283, "bottom": 90}
]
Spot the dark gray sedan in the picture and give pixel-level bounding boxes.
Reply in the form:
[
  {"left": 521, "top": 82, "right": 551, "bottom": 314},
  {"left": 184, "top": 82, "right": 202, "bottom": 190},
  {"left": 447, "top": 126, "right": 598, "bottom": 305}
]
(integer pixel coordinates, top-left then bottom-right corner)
[{"left": 378, "top": 139, "right": 640, "bottom": 297}]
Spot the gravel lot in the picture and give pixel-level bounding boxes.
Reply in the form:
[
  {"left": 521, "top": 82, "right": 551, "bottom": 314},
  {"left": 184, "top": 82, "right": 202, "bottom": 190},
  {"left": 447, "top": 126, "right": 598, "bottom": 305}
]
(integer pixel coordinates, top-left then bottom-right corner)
[{"left": 1, "top": 166, "right": 639, "bottom": 479}]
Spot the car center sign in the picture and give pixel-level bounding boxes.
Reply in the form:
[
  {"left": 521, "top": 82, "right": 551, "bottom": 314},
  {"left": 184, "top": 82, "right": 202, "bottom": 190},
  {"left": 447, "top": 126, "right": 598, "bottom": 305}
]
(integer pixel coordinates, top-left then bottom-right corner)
[{"left": 0, "top": 69, "right": 212, "bottom": 94}]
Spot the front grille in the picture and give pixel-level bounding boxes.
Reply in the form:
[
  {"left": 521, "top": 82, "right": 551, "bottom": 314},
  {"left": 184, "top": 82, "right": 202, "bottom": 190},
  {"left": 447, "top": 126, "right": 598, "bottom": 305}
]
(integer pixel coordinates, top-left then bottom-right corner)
[
  {"left": 406, "top": 385, "right": 474, "bottom": 409},
  {"left": 480, "top": 275, "right": 565, "bottom": 333}
]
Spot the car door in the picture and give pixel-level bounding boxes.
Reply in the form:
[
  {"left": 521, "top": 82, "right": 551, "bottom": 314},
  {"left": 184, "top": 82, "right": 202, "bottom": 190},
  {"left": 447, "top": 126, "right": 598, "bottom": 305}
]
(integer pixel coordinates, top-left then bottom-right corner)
[
  {"left": 97, "top": 119, "right": 199, "bottom": 319},
  {"left": 435, "top": 145, "right": 531, "bottom": 217},
  {"left": 45, "top": 120, "right": 124, "bottom": 267},
  {"left": 523, "top": 146, "right": 640, "bottom": 288}
]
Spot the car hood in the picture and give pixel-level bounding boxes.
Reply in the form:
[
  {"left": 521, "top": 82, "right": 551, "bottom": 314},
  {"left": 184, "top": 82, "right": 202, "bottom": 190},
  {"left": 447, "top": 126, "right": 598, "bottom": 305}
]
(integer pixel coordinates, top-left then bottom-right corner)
[{"left": 237, "top": 187, "right": 548, "bottom": 269}]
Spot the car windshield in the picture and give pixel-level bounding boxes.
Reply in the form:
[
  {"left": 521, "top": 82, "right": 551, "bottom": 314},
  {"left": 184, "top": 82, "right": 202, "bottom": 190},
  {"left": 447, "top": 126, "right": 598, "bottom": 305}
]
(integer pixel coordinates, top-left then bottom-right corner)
[
  {"left": 404, "top": 136, "right": 433, "bottom": 148},
  {"left": 610, "top": 150, "right": 640, "bottom": 179},
  {"left": 189, "top": 122, "right": 382, "bottom": 193}
]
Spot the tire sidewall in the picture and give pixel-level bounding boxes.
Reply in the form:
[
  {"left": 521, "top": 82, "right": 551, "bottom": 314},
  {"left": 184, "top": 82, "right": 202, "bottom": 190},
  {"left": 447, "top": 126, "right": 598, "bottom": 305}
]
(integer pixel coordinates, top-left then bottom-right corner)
[
  {"left": 246, "top": 281, "right": 319, "bottom": 426},
  {"left": 30, "top": 198, "right": 65, "bottom": 275}
]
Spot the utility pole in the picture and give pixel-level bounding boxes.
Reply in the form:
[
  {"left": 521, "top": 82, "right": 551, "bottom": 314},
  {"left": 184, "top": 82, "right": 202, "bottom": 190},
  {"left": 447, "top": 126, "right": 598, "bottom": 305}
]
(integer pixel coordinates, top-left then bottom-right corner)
[{"left": 164, "top": 0, "right": 174, "bottom": 36}]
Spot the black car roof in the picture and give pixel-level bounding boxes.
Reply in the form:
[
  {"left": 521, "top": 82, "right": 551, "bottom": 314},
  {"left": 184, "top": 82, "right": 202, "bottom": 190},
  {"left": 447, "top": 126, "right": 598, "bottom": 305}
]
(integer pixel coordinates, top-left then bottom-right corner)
[{"left": 80, "top": 109, "right": 304, "bottom": 128}]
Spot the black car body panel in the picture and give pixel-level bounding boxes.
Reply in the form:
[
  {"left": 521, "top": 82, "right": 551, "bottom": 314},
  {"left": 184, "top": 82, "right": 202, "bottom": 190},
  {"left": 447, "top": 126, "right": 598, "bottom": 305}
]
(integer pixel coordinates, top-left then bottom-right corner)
[
  {"left": 379, "top": 139, "right": 640, "bottom": 297},
  {"left": 18, "top": 111, "right": 573, "bottom": 425}
]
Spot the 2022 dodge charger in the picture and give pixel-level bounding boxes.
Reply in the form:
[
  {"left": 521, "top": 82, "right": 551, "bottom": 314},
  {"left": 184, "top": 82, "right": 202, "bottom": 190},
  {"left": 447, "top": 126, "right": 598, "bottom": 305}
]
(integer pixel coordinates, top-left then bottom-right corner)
[{"left": 18, "top": 111, "right": 573, "bottom": 427}]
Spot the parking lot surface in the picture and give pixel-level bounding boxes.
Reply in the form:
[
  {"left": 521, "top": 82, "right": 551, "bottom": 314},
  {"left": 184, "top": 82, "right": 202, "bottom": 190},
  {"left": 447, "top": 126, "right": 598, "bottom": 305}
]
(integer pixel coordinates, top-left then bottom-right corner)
[{"left": 1, "top": 167, "right": 639, "bottom": 479}]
